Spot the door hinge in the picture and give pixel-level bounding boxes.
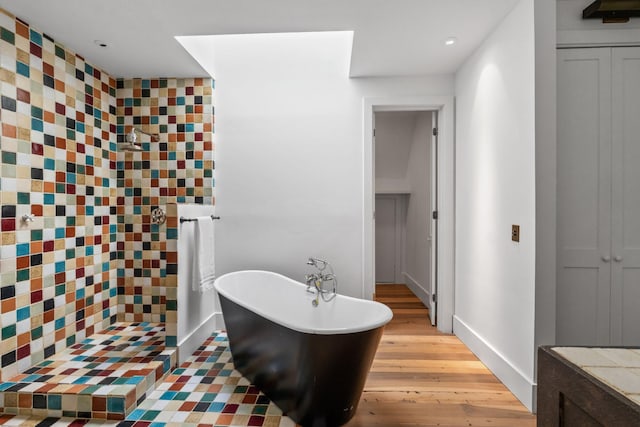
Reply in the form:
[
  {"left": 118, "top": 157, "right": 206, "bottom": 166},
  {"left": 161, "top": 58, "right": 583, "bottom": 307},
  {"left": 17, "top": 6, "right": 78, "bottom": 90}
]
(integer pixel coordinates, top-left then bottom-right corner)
[
  {"left": 432, "top": 211, "right": 438, "bottom": 220},
  {"left": 432, "top": 128, "right": 438, "bottom": 136},
  {"left": 432, "top": 293, "right": 437, "bottom": 303},
  {"left": 373, "top": 128, "right": 376, "bottom": 137}
]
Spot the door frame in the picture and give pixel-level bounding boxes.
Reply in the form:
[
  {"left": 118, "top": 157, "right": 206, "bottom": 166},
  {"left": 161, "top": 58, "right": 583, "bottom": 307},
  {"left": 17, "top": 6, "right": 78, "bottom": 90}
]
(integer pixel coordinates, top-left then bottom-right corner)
[
  {"left": 429, "top": 110, "right": 438, "bottom": 326},
  {"left": 363, "top": 95, "right": 455, "bottom": 333}
]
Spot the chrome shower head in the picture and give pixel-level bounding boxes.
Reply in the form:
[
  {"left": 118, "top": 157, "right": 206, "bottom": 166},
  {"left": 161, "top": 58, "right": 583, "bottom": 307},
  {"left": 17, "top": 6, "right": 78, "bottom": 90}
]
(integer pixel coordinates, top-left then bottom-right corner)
[
  {"left": 120, "top": 127, "right": 160, "bottom": 152},
  {"left": 120, "top": 129, "right": 143, "bottom": 151},
  {"left": 120, "top": 143, "right": 144, "bottom": 152},
  {"left": 131, "top": 127, "right": 160, "bottom": 142}
]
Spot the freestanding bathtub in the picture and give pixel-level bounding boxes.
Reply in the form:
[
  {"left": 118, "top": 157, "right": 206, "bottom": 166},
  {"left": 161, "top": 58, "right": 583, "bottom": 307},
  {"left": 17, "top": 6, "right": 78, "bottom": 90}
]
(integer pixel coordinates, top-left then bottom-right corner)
[{"left": 214, "top": 270, "right": 393, "bottom": 427}]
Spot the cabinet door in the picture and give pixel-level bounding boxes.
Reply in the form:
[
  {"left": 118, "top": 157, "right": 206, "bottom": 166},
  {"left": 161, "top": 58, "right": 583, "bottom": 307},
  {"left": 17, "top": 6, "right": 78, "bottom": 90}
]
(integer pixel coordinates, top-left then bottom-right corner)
[
  {"left": 557, "top": 48, "right": 612, "bottom": 345},
  {"left": 611, "top": 47, "right": 640, "bottom": 346}
]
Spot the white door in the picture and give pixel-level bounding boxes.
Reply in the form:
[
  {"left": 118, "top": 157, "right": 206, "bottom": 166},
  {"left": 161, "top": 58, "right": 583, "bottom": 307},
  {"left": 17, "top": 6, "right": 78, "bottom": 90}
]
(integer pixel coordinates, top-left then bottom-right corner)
[
  {"left": 611, "top": 47, "right": 640, "bottom": 345},
  {"left": 428, "top": 112, "right": 438, "bottom": 325},
  {"left": 372, "top": 113, "right": 377, "bottom": 291},
  {"left": 557, "top": 48, "right": 612, "bottom": 345},
  {"left": 375, "top": 196, "right": 398, "bottom": 283}
]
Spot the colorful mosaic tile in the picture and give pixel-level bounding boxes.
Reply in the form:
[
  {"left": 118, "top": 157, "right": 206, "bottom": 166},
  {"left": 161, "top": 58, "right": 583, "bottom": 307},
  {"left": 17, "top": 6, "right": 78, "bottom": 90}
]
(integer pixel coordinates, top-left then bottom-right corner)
[
  {"left": 0, "top": 7, "right": 215, "bottom": 383},
  {"left": 115, "top": 78, "right": 215, "bottom": 348},
  {"left": 0, "top": 332, "right": 296, "bottom": 427},
  {"left": 0, "top": 9, "right": 118, "bottom": 381},
  {"left": 123, "top": 333, "right": 293, "bottom": 426},
  {"left": 0, "top": 322, "right": 176, "bottom": 420}
]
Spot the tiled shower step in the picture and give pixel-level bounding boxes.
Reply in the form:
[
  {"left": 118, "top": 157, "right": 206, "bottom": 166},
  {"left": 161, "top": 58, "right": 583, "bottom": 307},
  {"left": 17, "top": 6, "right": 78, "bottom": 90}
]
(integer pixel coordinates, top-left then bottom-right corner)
[{"left": 0, "top": 322, "right": 177, "bottom": 420}]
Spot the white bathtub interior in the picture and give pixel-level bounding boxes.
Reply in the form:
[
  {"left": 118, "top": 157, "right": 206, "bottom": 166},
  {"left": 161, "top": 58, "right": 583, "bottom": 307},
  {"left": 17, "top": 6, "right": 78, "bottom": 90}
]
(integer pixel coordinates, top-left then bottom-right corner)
[
  {"left": 215, "top": 270, "right": 392, "bottom": 334},
  {"left": 177, "top": 203, "right": 223, "bottom": 364}
]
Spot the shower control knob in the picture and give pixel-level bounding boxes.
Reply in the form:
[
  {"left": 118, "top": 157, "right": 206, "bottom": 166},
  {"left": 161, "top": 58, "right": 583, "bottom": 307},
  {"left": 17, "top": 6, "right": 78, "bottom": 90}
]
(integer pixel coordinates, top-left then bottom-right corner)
[{"left": 151, "top": 207, "right": 167, "bottom": 225}]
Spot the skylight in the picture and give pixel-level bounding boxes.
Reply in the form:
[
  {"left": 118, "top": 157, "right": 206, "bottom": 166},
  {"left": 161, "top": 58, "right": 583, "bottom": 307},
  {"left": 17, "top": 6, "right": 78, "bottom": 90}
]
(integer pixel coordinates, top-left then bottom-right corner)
[{"left": 176, "top": 31, "right": 354, "bottom": 80}]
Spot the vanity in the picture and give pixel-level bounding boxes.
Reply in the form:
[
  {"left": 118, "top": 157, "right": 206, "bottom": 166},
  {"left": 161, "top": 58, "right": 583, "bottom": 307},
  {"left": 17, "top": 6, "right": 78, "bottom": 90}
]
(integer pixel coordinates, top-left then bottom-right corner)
[{"left": 537, "top": 346, "right": 640, "bottom": 426}]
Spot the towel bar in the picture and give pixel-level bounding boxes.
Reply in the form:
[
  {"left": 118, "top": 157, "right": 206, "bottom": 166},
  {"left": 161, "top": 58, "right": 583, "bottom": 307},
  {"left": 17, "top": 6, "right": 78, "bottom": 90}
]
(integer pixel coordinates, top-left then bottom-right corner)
[{"left": 180, "top": 215, "right": 220, "bottom": 223}]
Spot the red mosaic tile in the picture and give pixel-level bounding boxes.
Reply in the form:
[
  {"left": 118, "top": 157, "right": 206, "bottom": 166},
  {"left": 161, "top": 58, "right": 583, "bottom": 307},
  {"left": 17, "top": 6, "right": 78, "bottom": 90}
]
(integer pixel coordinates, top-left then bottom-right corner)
[
  {"left": 17, "top": 88, "right": 30, "bottom": 103},
  {"left": 31, "top": 142, "right": 43, "bottom": 155},
  {"left": 17, "top": 345, "right": 30, "bottom": 360},
  {"left": 1, "top": 218, "right": 16, "bottom": 231},
  {"left": 30, "top": 42, "right": 42, "bottom": 57},
  {"left": 248, "top": 416, "right": 265, "bottom": 426},
  {"left": 222, "top": 404, "right": 238, "bottom": 414}
]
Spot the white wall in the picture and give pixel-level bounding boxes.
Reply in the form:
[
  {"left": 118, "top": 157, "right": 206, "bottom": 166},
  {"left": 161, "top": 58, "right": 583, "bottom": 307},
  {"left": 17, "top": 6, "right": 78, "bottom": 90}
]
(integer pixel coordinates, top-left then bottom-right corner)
[
  {"left": 176, "top": 204, "right": 221, "bottom": 364},
  {"left": 374, "top": 112, "right": 415, "bottom": 193},
  {"left": 534, "top": 0, "right": 557, "bottom": 409},
  {"left": 191, "top": 33, "right": 453, "bottom": 298},
  {"left": 454, "top": 0, "right": 536, "bottom": 410},
  {"left": 404, "top": 113, "right": 432, "bottom": 297}
]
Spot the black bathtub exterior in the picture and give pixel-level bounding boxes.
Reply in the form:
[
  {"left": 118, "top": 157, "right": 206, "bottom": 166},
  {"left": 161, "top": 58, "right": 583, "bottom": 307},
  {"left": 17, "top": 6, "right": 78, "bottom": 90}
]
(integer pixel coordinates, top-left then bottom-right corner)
[{"left": 219, "top": 294, "right": 384, "bottom": 427}]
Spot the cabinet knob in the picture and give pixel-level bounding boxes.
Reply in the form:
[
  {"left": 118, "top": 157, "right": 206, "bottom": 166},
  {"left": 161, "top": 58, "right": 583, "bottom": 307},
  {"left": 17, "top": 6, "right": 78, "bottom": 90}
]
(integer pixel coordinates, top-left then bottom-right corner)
[
  {"left": 602, "top": 255, "right": 611, "bottom": 262},
  {"left": 614, "top": 256, "right": 623, "bottom": 262}
]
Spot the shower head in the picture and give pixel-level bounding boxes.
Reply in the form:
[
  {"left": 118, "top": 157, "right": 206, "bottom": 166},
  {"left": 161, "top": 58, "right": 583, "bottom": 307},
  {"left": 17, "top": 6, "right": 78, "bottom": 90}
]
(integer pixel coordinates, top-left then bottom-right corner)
[
  {"left": 120, "top": 127, "right": 160, "bottom": 152},
  {"left": 120, "top": 143, "right": 144, "bottom": 152},
  {"left": 132, "top": 127, "right": 160, "bottom": 142}
]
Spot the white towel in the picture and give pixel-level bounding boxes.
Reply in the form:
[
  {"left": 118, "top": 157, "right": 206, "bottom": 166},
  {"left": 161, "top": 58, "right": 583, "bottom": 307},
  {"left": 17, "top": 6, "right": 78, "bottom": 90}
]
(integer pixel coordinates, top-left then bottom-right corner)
[{"left": 192, "top": 216, "right": 215, "bottom": 292}]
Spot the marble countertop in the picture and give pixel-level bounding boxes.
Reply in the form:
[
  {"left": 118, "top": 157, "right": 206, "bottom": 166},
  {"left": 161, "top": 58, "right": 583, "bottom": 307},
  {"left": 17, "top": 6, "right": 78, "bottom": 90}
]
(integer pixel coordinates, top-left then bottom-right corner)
[{"left": 552, "top": 347, "right": 640, "bottom": 406}]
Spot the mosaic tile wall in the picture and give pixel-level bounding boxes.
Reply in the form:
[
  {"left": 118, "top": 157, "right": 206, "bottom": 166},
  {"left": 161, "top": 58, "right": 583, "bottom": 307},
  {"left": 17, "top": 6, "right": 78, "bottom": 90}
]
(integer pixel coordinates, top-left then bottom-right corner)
[
  {"left": 115, "top": 78, "right": 214, "bottom": 347},
  {"left": 0, "top": 10, "right": 119, "bottom": 380}
]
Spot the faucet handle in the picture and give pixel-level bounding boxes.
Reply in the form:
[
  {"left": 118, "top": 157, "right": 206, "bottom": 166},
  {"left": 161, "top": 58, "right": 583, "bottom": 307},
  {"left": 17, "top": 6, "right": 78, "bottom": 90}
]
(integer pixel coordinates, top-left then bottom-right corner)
[
  {"left": 307, "top": 257, "right": 328, "bottom": 271},
  {"left": 21, "top": 214, "right": 35, "bottom": 223}
]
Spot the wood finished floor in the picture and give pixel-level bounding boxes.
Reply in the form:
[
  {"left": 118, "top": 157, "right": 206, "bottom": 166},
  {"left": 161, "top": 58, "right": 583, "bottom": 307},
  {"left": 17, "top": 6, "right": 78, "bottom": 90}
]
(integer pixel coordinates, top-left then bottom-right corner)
[{"left": 345, "top": 284, "right": 536, "bottom": 427}]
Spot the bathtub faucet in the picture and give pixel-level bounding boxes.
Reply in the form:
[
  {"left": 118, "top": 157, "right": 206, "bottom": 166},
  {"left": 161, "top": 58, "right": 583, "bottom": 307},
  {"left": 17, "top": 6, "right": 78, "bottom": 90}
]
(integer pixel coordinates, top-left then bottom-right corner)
[{"left": 305, "top": 257, "right": 337, "bottom": 306}]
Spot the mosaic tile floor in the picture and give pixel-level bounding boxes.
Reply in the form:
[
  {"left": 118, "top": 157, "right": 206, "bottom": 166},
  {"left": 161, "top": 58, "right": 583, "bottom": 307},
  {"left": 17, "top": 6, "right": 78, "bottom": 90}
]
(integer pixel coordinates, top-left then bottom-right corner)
[
  {"left": 0, "top": 331, "right": 296, "bottom": 427},
  {"left": 0, "top": 323, "right": 176, "bottom": 420}
]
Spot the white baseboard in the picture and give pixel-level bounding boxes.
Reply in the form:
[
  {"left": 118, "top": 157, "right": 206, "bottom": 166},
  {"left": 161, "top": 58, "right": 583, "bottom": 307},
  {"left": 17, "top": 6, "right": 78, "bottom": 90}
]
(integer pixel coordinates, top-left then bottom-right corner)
[
  {"left": 531, "top": 384, "right": 537, "bottom": 413},
  {"left": 453, "top": 315, "right": 536, "bottom": 411},
  {"left": 178, "top": 312, "right": 224, "bottom": 365},
  {"left": 401, "top": 272, "right": 431, "bottom": 307}
]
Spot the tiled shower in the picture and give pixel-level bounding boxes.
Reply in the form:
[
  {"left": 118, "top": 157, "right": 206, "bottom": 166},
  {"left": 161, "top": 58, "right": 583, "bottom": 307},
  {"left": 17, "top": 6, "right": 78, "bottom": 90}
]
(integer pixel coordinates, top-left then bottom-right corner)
[
  {"left": 116, "top": 78, "right": 214, "bottom": 348},
  {"left": 0, "top": 8, "right": 214, "bottom": 387}
]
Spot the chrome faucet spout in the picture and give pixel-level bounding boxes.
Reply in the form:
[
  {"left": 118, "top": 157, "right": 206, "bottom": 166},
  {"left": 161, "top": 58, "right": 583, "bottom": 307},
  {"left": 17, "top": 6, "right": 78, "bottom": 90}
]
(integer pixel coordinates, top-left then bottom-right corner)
[{"left": 305, "top": 257, "right": 337, "bottom": 306}]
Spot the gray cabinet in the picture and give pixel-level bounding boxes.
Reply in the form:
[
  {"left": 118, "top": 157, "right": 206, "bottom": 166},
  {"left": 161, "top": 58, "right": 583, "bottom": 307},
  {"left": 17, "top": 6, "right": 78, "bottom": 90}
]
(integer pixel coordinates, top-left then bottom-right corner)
[{"left": 557, "top": 47, "right": 640, "bottom": 346}]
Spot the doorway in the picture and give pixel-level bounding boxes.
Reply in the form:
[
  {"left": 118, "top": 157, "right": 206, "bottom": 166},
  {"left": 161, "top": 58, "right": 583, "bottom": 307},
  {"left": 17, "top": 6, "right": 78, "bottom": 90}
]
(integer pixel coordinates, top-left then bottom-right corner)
[
  {"left": 373, "top": 110, "right": 436, "bottom": 324},
  {"left": 363, "top": 96, "right": 454, "bottom": 334}
]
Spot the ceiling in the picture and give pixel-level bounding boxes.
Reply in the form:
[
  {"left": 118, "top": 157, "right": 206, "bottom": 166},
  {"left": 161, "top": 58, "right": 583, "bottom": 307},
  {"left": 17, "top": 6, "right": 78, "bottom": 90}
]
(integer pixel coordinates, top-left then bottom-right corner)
[{"left": 0, "top": 0, "right": 519, "bottom": 78}]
